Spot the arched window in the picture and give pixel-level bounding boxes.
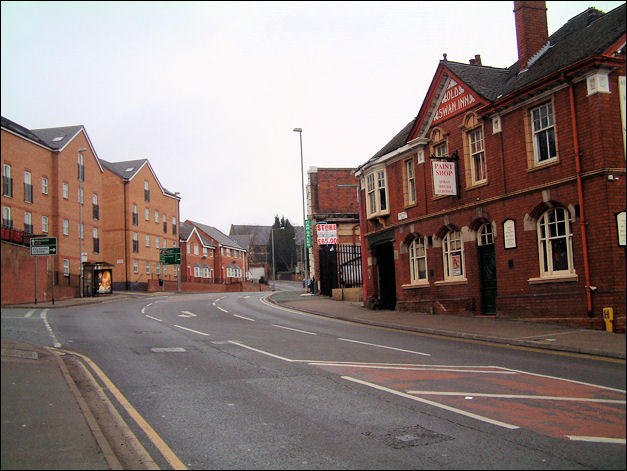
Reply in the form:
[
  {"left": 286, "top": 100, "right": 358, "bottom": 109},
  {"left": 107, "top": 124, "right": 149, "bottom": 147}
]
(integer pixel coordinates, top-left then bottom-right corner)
[
  {"left": 443, "top": 231, "right": 464, "bottom": 279},
  {"left": 537, "top": 207, "right": 574, "bottom": 276},
  {"left": 409, "top": 236, "right": 427, "bottom": 283},
  {"left": 477, "top": 223, "right": 494, "bottom": 246}
]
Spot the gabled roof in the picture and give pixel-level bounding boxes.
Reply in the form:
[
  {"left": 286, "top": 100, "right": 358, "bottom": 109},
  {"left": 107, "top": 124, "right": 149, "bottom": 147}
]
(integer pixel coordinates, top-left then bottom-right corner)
[
  {"left": 31, "top": 125, "right": 84, "bottom": 150},
  {"left": 100, "top": 158, "right": 179, "bottom": 198},
  {"left": 2, "top": 116, "right": 104, "bottom": 172},
  {"left": 230, "top": 234, "right": 251, "bottom": 251},
  {"left": 230, "top": 224, "right": 272, "bottom": 246},
  {"left": 360, "top": 3, "right": 625, "bottom": 170},
  {"left": 180, "top": 222, "right": 216, "bottom": 248},
  {"left": 1, "top": 116, "right": 51, "bottom": 149},
  {"left": 187, "top": 220, "right": 244, "bottom": 251}
]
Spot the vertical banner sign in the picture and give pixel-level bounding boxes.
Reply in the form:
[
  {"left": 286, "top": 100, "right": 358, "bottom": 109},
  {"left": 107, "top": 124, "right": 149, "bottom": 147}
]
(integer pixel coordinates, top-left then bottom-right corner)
[
  {"left": 305, "top": 219, "right": 312, "bottom": 248},
  {"left": 432, "top": 161, "right": 457, "bottom": 196},
  {"left": 316, "top": 223, "right": 338, "bottom": 245}
]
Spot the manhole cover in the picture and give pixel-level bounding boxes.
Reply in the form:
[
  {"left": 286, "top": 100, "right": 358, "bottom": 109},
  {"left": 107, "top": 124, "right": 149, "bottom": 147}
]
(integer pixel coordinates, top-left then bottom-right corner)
[{"left": 364, "top": 425, "right": 453, "bottom": 448}]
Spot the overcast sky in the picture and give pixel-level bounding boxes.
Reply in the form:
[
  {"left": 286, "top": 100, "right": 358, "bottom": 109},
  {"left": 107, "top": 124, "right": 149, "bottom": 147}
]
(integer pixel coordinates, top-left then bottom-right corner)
[{"left": 2, "top": 1, "right": 624, "bottom": 234}]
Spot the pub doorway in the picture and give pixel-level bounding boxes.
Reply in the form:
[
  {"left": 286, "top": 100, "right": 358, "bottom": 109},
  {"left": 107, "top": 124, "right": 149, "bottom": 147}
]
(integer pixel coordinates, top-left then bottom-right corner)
[
  {"left": 375, "top": 242, "right": 397, "bottom": 310},
  {"left": 477, "top": 224, "right": 497, "bottom": 315}
]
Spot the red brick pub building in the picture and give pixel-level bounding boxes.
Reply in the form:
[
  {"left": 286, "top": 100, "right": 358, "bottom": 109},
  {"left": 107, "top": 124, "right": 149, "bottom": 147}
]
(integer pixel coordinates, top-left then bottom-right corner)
[{"left": 355, "top": 2, "right": 626, "bottom": 331}]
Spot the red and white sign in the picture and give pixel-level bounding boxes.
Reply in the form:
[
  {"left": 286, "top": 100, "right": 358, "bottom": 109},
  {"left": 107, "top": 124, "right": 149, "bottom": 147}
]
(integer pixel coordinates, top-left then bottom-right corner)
[
  {"left": 316, "top": 223, "right": 338, "bottom": 245},
  {"left": 433, "top": 80, "right": 478, "bottom": 124},
  {"left": 432, "top": 161, "right": 457, "bottom": 196}
]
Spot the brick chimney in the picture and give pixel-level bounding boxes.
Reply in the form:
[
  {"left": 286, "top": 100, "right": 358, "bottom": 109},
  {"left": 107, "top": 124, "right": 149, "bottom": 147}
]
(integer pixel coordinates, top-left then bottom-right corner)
[{"left": 514, "top": 1, "right": 549, "bottom": 69}]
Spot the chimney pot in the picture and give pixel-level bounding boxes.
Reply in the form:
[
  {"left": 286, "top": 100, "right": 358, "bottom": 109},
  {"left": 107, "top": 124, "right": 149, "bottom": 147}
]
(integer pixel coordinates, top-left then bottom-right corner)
[{"left": 474, "top": 54, "right": 482, "bottom": 65}]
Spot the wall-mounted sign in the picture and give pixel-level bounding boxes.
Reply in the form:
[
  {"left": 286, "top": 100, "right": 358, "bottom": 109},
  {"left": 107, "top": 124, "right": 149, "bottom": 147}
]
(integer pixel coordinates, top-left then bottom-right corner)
[
  {"left": 503, "top": 219, "right": 517, "bottom": 249},
  {"left": 316, "top": 223, "right": 338, "bottom": 245},
  {"left": 433, "top": 80, "right": 478, "bottom": 124},
  {"left": 432, "top": 161, "right": 457, "bottom": 196},
  {"left": 617, "top": 211, "right": 626, "bottom": 246},
  {"left": 398, "top": 211, "right": 407, "bottom": 220}
]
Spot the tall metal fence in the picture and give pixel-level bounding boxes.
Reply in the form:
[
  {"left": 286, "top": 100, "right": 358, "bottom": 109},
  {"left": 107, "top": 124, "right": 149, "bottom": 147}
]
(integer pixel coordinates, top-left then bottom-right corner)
[{"left": 337, "top": 244, "right": 362, "bottom": 289}]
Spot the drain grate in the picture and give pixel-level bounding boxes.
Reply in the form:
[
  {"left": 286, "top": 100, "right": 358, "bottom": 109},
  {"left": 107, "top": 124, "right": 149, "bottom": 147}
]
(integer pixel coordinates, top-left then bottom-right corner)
[{"left": 364, "top": 425, "right": 453, "bottom": 449}]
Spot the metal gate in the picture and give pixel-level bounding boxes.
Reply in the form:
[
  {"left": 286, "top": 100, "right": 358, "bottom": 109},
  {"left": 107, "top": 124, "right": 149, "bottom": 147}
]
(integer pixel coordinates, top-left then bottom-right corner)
[{"left": 318, "top": 244, "right": 362, "bottom": 296}]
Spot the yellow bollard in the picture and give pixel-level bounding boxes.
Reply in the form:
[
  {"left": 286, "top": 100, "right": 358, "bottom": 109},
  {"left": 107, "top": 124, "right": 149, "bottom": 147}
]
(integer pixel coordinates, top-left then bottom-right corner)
[{"left": 602, "top": 307, "right": 614, "bottom": 332}]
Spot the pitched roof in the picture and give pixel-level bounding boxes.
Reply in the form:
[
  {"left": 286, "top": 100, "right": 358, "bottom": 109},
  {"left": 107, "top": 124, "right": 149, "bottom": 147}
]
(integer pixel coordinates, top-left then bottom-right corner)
[
  {"left": 30, "top": 125, "right": 84, "bottom": 150},
  {"left": 1, "top": 116, "right": 51, "bottom": 148},
  {"left": 180, "top": 222, "right": 216, "bottom": 248},
  {"left": 362, "top": 3, "right": 625, "bottom": 166},
  {"left": 187, "top": 220, "right": 244, "bottom": 250},
  {"left": 99, "top": 158, "right": 179, "bottom": 197}
]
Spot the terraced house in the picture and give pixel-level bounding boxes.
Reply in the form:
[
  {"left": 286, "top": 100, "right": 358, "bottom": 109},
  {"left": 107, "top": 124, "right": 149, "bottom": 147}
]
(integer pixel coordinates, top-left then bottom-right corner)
[{"left": 356, "top": 1, "right": 626, "bottom": 331}]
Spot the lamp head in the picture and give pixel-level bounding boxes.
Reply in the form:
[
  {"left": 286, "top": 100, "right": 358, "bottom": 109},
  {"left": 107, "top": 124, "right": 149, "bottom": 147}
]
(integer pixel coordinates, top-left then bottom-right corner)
[{"left": 293, "top": 128, "right": 302, "bottom": 133}]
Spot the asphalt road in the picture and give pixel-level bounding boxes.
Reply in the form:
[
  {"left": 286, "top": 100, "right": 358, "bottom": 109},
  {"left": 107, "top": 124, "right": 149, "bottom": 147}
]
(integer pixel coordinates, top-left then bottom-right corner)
[{"left": 2, "top": 290, "right": 625, "bottom": 469}]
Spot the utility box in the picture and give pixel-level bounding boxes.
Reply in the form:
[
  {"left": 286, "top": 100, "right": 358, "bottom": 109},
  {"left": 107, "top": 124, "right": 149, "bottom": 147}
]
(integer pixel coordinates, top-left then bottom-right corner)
[{"left": 602, "top": 307, "right": 614, "bottom": 332}]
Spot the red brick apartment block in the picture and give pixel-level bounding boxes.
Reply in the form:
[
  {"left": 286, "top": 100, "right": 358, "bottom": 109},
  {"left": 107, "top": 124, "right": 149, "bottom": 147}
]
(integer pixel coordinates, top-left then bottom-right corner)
[
  {"left": 2, "top": 117, "right": 104, "bottom": 302},
  {"left": 100, "top": 159, "right": 180, "bottom": 291},
  {"left": 355, "top": 1, "right": 625, "bottom": 331}
]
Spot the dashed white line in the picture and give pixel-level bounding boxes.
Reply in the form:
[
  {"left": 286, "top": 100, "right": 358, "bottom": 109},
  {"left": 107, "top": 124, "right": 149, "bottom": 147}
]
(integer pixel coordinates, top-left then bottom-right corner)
[
  {"left": 310, "top": 364, "right": 516, "bottom": 373},
  {"left": 341, "top": 375, "right": 519, "bottom": 430},
  {"left": 566, "top": 436, "right": 625, "bottom": 444},
  {"left": 174, "top": 325, "right": 209, "bottom": 336},
  {"left": 272, "top": 324, "right": 317, "bottom": 335},
  {"left": 216, "top": 306, "right": 228, "bottom": 313},
  {"left": 145, "top": 315, "right": 163, "bottom": 322},
  {"left": 405, "top": 391, "right": 625, "bottom": 404},
  {"left": 338, "top": 337, "right": 430, "bottom": 356},
  {"left": 41, "top": 310, "right": 61, "bottom": 348},
  {"left": 233, "top": 314, "right": 255, "bottom": 322}
]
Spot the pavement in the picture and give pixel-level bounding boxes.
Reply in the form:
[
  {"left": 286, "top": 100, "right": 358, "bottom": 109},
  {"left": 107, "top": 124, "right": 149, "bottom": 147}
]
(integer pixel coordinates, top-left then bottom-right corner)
[{"left": 1, "top": 289, "right": 625, "bottom": 469}]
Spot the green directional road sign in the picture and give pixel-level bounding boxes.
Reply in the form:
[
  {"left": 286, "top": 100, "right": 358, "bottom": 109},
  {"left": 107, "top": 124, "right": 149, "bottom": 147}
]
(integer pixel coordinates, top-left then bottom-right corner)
[
  {"left": 305, "top": 219, "right": 312, "bottom": 248},
  {"left": 159, "top": 247, "right": 181, "bottom": 265},
  {"left": 30, "top": 237, "right": 57, "bottom": 256}
]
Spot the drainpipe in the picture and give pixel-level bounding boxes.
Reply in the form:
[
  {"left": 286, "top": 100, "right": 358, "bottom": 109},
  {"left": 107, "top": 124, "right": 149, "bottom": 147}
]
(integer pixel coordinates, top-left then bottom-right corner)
[
  {"left": 357, "top": 184, "right": 368, "bottom": 305},
  {"left": 567, "top": 79, "right": 593, "bottom": 316},
  {"left": 123, "top": 180, "right": 129, "bottom": 290}
]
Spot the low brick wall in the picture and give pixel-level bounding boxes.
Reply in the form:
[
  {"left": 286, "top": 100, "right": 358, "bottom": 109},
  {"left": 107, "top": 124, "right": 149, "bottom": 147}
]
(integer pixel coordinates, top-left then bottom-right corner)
[{"left": 331, "top": 287, "right": 363, "bottom": 302}]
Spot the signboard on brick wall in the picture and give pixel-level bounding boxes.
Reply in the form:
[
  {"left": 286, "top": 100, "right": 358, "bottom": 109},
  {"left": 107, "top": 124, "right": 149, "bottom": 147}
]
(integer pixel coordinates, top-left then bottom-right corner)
[
  {"left": 316, "top": 223, "right": 338, "bottom": 245},
  {"left": 432, "top": 161, "right": 457, "bottom": 196}
]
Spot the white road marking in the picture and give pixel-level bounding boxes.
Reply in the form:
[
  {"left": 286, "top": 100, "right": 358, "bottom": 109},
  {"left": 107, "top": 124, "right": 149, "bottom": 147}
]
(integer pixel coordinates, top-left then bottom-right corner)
[
  {"left": 151, "top": 347, "right": 186, "bottom": 353},
  {"left": 233, "top": 314, "right": 255, "bottom": 322},
  {"left": 216, "top": 306, "right": 228, "bottom": 313},
  {"left": 341, "top": 375, "right": 519, "bottom": 430},
  {"left": 40, "top": 310, "right": 61, "bottom": 348},
  {"left": 24, "top": 309, "right": 36, "bottom": 318},
  {"left": 310, "top": 364, "right": 516, "bottom": 373},
  {"left": 566, "top": 436, "right": 625, "bottom": 444},
  {"left": 174, "top": 325, "right": 209, "bottom": 336},
  {"left": 500, "top": 367, "right": 627, "bottom": 394},
  {"left": 145, "top": 315, "right": 163, "bottom": 322},
  {"left": 272, "top": 324, "right": 317, "bottom": 335},
  {"left": 178, "top": 311, "right": 197, "bottom": 318},
  {"left": 338, "top": 337, "right": 430, "bottom": 356},
  {"left": 228, "top": 341, "right": 300, "bottom": 362},
  {"left": 405, "top": 391, "right": 625, "bottom": 404}
]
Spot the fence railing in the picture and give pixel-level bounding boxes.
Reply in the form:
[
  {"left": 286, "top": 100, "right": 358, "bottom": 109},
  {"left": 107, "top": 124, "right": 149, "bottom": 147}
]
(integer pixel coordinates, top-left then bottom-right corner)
[{"left": 337, "top": 244, "right": 362, "bottom": 288}]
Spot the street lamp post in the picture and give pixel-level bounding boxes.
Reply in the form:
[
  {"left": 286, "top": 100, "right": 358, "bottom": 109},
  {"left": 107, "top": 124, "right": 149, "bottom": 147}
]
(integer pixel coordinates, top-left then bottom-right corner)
[{"left": 293, "top": 127, "right": 308, "bottom": 291}]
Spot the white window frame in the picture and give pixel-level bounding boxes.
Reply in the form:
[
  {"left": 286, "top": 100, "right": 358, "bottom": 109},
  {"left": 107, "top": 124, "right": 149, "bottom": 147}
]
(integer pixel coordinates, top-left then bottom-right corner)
[
  {"left": 2, "top": 206, "right": 12, "bottom": 226},
  {"left": 442, "top": 231, "right": 465, "bottom": 280},
  {"left": 477, "top": 223, "right": 494, "bottom": 246},
  {"left": 62, "top": 182, "right": 69, "bottom": 199},
  {"left": 365, "top": 167, "right": 389, "bottom": 219},
  {"left": 78, "top": 223, "right": 84, "bottom": 240},
  {"left": 63, "top": 219, "right": 69, "bottom": 235},
  {"left": 145, "top": 208, "right": 150, "bottom": 220},
  {"left": 155, "top": 210, "right": 159, "bottom": 223},
  {"left": 156, "top": 236, "right": 160, "bottom": 248},
  {"left": 406, "top": 159, "right": 416, "bottom": 205},
  {"left": 133, "top": 260, "right": 139, "bottom": 273},
  {"left": 409, "top": 237, "right": 428, "bottom": 284},
  {"left": 42, "top": 215, "right": 49, "bottom": 233},
  {"left": 24, "top": 211, "right": 31, "bottom": 232},
  {"left": 468, "top": 127, "right": 487, "bottom": 185},
  {"left": 194, "top": 244, "right": 199, "bottom": 255},
  {"left": 146, "top": 262, "right": 151, "bottom": 274},
  {"left": 63, "top": 259, "right": 70, "bottom": 276},
  {"left": 42, "top": 177, "right": 48, "bottom": 195},
  {"left": 145, "top": 234, "right": 150, "bottom": 247},
  {"left": 537, "top": 207, "right": 575, "bottom": 277},
  {"left": 531, "top": 102, "right": 557, "bottom": 164}
]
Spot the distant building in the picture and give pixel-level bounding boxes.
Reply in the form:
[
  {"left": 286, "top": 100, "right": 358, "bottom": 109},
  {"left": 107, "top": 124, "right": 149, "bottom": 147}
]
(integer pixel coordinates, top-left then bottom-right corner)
[
  {"left": 187, "top": 220, "right": 248, "bottom": 283},
  {"left": 180, "top": 221, "right": 216, "bottom": 282}
]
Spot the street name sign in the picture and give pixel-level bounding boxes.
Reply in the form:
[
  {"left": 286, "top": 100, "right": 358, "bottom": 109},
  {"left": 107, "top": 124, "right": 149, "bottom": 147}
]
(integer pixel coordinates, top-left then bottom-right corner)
[{"left": 30, "top": 237, "right": 57, "bottom": 256}]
